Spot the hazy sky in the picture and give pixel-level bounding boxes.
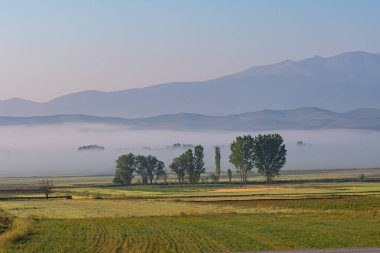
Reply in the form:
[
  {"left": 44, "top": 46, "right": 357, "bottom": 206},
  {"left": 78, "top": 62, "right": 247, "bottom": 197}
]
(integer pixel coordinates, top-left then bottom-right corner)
[{"left": 1, "top": 0, "right": 380, "bottom": 101}]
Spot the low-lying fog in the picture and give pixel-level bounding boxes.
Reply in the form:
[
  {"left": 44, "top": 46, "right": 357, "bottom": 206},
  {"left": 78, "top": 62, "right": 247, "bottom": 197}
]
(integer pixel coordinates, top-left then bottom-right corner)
[{"left": 0, "top": 124, "right": 379, "bottom": 177}]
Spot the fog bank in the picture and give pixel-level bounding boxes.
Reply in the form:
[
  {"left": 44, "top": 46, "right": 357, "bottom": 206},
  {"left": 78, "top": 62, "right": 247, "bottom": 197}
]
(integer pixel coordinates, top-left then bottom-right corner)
[{"left": 0, "top": 124, "right": 379, "bottom": 177}]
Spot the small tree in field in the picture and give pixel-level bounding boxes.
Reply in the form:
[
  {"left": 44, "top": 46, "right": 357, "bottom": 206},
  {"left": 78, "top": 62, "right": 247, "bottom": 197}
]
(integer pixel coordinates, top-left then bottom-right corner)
[
  {"left": 227, "top": 169, "right": 232, "bottom": 183},
  {"left": 170, "top": 157, "right": 186, "bottom": 184},
  {"left": 229, "top": 135, "right": 255, "bottom": 185},
  {"left": 215, "top": 146, "right": 221, "bottom": 182},
  {"left": 134, "top": 155, "right": 149, "bottom": 184},
  {"left": 170, "top": 146, "right": 205, "bottom": 184},
  {"left": 144, "top": 155, "right": 166, "bottom": 184},
  {"left": 113, "top": 153, "right": 135, "bottom": 185},
  {"left": 193, "top": 145, "right": 205, "bottom": 183},
  {"left": 253, "top": 133, "right": 287, "bottom": 183},
  {"left": 39, "top": 178, "right": 53, "bottom": 199}
]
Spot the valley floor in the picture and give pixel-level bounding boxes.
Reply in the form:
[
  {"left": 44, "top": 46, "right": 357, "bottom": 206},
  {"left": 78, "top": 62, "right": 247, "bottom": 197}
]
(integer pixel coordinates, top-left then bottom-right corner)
[{"left": 0, "top": 169, "right": 379, "bottom": 253}]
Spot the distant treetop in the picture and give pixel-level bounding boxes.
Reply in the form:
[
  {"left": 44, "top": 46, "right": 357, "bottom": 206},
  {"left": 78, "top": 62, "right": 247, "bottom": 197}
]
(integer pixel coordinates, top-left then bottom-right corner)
[{"left": 77, "top": 145, "right": 105, "bottom": 151}]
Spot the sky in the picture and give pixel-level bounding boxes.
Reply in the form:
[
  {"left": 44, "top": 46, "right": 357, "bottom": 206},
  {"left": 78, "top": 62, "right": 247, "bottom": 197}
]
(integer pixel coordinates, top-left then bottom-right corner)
[{"left": 1, "top": 0, "right": 380, "bottom": 102}]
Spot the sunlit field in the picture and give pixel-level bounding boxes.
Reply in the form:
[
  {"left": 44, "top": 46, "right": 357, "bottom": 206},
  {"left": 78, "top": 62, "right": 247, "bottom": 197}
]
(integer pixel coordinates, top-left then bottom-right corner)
[{"left": 0, "top": 169, "right": 379, "bottom": 252}]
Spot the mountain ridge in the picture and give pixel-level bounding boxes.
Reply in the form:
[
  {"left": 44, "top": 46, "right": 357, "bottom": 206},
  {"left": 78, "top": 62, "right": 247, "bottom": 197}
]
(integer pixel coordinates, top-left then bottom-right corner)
[
  {"left": 1, "top": 51, "right": 380, "bottom": 117},
  {"left": 1, "top": 107, "right": 379, "bottom": 131}
]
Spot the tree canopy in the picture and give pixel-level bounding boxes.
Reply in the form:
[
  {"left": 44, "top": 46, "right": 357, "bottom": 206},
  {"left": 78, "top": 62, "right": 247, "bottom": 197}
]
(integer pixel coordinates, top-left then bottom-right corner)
[
  {"left": 170, "top": 145, "right": 205, "bottom": 183},
  {"left": 253, "top": 133, "right": 287, "bottom": 183},
  {"left": 113, "top": 153, "right": 135, "bottom": 185},
  {"left": 229, "top": 135, "right": 255, "bottom": 184}
]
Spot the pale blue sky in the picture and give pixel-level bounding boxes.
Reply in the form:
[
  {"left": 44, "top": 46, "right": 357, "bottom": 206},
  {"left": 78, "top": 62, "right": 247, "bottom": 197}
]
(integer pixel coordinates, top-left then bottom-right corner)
[{"left": 1, "top": 0, "right": 380, "bottom": 101}]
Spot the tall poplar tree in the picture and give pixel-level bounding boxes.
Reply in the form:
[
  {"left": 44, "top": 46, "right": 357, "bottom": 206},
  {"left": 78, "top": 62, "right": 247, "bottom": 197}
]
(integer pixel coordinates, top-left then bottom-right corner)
[{"left": 215, "top": 146, "right": 221, "bottom": 182}]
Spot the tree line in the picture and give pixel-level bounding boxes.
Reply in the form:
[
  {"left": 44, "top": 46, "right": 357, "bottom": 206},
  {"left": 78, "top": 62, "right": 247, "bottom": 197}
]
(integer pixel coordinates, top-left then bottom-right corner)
[
  {"left": 113, "top": 133, "right": 287, "bottom": 185},
  {"left": 113, "top": 154, "right": 166, "bottom": 185}
]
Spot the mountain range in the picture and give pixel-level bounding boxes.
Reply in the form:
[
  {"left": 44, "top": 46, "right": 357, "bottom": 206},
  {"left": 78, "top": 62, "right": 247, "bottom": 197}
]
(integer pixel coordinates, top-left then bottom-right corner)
[
  {"left": 1, "top": 107, "right": 380, "bottom": 131},
  {"left": 1, "top": 51, "right": 380, "bottom": 118}
]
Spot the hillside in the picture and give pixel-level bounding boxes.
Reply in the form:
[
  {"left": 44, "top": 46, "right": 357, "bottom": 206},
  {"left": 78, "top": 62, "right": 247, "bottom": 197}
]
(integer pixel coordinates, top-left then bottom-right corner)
[{"left": 1, "top": 107, "right": 379, "bottom": 131}]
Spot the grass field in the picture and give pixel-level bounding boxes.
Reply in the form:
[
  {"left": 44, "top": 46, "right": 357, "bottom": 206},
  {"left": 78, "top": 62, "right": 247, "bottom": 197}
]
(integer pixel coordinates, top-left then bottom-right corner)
[
  {"left": 0, "top": 169, "right": 379, "bottom": 252},
  {"left": 6, "top": 213, "right": 380, "bottom": 253}
]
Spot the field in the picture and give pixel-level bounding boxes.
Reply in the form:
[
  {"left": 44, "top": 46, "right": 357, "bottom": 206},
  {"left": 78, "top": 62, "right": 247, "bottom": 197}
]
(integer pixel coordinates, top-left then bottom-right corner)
[{"left": 0, "top": 169, "right": 379, "bottom": 252}]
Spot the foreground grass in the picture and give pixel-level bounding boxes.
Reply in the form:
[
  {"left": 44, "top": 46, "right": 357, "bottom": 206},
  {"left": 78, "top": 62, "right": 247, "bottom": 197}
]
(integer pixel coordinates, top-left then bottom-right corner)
[
  {"left": 5, "top": 213, "right": 380, "bottom": 253},
  {"left": 1, "top": 170, "right": 379, "bottom": 253},
  {"left": 0, "top": 218, "right": 33, "bottom": 250},
  {"left": 1, "top": 196, "right": 379, "bottom": 252}
]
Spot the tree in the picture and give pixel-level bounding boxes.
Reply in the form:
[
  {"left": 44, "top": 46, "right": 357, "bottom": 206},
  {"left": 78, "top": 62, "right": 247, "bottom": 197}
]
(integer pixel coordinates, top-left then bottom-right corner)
[
  {"left": 134, "top": 155, "right": 149, "bottom": 184},
  {"left": 182, "top": 149, "right": 195, "bottom": 183},
  {"left": 229, "top": 135, "right": 255, "bottom": 185},
  {"left": 143, "top": 155, "right": 166, "bottom": 184},
  {"left": 227, "top": 168, "right": 232, "bottom": 183},
  {"left": 145, "top": 155, "right": 157, "bottom": 184},
  {"left": 113, "top": 153, "right": 135, "bottom": 185},
  {"left": 193, "top": 145, "right": 205, "bottom": 183},
  {"left": 253, "top": 133, "right": 287, "bottom": 183},
  {"left": 170, "top": 146, "right": 205, "bottom": 184},
  {"left": 215, "top": 146, "right": 221, "bottom": 182},
  {"left": 170, "top": 157, "right": 186, "bottom": 183},
  {"left": 39, "top": 178, "right": 53, "bottom": 199}
]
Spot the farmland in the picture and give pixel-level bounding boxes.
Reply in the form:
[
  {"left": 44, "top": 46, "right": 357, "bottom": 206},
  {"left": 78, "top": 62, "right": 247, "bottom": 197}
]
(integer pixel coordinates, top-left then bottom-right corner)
[{"left": 0, "top": 169, "right": 379, "bottom": 252}]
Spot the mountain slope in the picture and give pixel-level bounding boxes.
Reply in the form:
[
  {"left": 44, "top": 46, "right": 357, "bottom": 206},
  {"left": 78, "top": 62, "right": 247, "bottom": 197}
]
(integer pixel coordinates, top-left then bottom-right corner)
[
  {"left": 1, "top": 51, "right": 380, "bottom": 117},
  {"left": 1, "top": 107, "right": 379, "bottom": 131}
]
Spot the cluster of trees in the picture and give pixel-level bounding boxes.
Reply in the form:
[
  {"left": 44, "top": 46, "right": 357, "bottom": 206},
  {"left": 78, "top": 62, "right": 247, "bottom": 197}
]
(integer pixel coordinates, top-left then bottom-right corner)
[
  {"left": 169, "top": 145, "right": 205, "bottom": 183},
  {"left": 113, "top": 154, "right": 166, "bottom": 185},
  {"left": 171, "top": 143, "right": 194, "bottom": 148},
  {"left": 229, "top": 133, "right": 287, "bottom": 184},
  {"left": 113, "top": 133, "right": 287, "bottom": 185}
]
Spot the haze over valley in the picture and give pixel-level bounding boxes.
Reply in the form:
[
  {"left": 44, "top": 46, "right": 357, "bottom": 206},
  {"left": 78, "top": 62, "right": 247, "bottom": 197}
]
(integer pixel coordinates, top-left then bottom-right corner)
[
  {"left": 0, "top": 124, "right": 379, "bottom": 176},
  {"left": 1, "top": 51, "right": 380, "bottom": 176}
]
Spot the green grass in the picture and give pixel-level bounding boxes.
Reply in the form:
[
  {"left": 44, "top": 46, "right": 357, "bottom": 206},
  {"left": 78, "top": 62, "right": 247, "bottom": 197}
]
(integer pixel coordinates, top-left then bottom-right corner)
[
  {"left": 0, "top": 210, "right": 11, "bottom": 234},
  {"left": 5, "top": 213, "right": 380, "bottom": 253},
  {"left": 194, "top": 195, "right": 380, "bottom": 211},
  {"left": 0, "top": 170, "right": 380, "bottom": 252}
]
